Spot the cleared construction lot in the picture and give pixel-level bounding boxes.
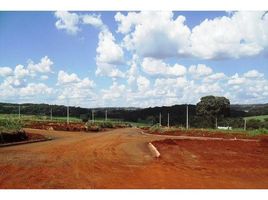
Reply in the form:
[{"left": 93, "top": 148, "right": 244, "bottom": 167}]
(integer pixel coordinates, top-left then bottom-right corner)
[{"left": 0, "top": 128, "right": 268, "bottom": 189}]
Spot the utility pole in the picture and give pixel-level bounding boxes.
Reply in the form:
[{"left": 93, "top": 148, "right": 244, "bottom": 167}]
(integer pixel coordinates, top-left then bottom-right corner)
[
  {"left": 168, "top": 113, "right": 169, "bottom": 128},
  {"left": 18, "top": 104, "right": 21, "bottom": 119},
  {"left": 92, "top": 110, "right": 94, "bottom": 123},
  {"left": 67, "top": 105, "right": 69, "bottom": 124},
  {"left": 159, "top": 112, "right": 162, "bottom": 127},
  {"left": 50, "top": 107, "right": 53, "bottom": 121},
  {"left": 186, "top": 104, "right": 189, "bottom": 129},
  {"left": 244, "top": 119, "right": 247, "bottom": 131},
  {"left": 105, "top": 110, "right": 107, "bottom": 121},
  {"left": 215, "top": 116, "right": 218, "bottom": 129}
]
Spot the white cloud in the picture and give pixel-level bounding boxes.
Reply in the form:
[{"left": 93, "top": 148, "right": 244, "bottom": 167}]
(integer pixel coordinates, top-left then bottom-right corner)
[
  {"left": 141, "top": 57, "right": 186, "bottom": 77},
  {"left": 57, "top": 70, "right": 80, "bottom": 84},
  {"left": 137, "top": 75, "right": 150, "bottom": 92},
  {"left": 115, "top": 11, "right": 268, "bottom": 60},
  {"left": 188, "top": 64, "right": 213, "bottom": 78},
  {"left": 57, "top": 70, "right": 94, "bottom": 88},
  {"left": 96, "top": 29, "right": 124, "bottom": 65},
  {"left": 27, "top": 56, "right": 53, "bottom": 74},
  {"left": 243, "top": 69, "right": 264, "bottom": 78},
  {"left": 228, "top": 73, "right": 246, "bottom": 85},
  {"left": 20, "top": 83, "right": 52, "bottom": 96},
  {"left": 40, "top": 75, "right": 49, "bottom": 80},
  {"left": 56, "top": 70, "right": 95, "bottom": 104},
  {"left": 101, "top": 82, "right": 126, "bottom": 101},
  {"left": 115, "top": 11, "right": 191, "bottom": 59},
  {"left": 190, "top": 11, "right": 268, "bottom": 59},
  {"left": 14, "top": 64, "right": 29, "bottom": 79},
  {"left": 55, "top": 11, "right": 80, "bottom": 34},
  {"left": 0, "top": 67, "right": 13, "bottom": 77},
  {"left": 95, "top": 28, "right": 125, "bottom": 78},
  {"left": 203, "top": 72, "right": 226, "bottom": 83},
  {"left": 82, "top": 14, "right": 104, "bottom": 29}
]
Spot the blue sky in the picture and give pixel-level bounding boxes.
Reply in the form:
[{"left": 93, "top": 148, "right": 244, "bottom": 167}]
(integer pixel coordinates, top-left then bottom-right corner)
[{"left": 0, "top": 11, "right": 268, "bottom": 107}]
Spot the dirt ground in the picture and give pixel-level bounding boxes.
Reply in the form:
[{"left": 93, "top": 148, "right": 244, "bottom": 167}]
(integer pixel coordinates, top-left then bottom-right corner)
[{"left": 0, "top": 128, "right": 267, "bottom": 189}]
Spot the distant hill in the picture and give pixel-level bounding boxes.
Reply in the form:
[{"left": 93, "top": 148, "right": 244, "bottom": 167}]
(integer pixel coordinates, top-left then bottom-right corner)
[{"left": 231, "top": 104, "right": 268, "bottom": 116}]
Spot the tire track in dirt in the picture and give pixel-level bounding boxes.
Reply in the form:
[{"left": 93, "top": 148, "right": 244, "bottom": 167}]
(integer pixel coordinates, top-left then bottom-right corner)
[{"left": 0, "top": 127, "right": 267, "bottom": 188}]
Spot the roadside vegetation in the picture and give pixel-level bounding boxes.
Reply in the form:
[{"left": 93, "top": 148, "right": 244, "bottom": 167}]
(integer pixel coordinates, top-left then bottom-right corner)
[{"left": 0, "top": 118, "right": 27, "bottom": 144}]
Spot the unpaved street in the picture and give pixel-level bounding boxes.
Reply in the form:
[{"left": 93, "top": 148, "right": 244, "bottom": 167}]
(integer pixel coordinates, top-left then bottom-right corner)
[{"left": 0, "top": 128, "right": 267, "bottom": 189}]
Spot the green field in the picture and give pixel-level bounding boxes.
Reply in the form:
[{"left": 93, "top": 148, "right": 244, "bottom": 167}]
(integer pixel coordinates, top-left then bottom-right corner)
[
  {"left": 244, "top": 115, "right": 268, "bottom": 122},
  {"left": 0, "top": 114, "right": 151, "bottom": 127},
  {"left": 0, "top": 114, "right": 81, "bottom": 122}
]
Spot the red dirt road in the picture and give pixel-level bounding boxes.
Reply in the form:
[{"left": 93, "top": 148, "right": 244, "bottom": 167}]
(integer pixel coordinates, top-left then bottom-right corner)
[{"left": 0, "top": 128, "right": 267, "bottom": 189}]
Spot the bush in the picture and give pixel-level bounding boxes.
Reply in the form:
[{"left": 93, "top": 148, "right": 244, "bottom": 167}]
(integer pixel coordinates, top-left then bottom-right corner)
[
  {"left": 247, "top": 119, "right": 261, "bottom": 129},
  {"left": 0, "top": 118, "right": 26, "bottom": 143},
  {"left": 0, "top": 118, "right": 24, "bottom": 132}
]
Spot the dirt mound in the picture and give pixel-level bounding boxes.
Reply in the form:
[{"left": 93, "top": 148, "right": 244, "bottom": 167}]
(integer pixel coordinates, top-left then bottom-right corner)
[{"left": 25, "top": 121, "right": 87, "bottom": 132}]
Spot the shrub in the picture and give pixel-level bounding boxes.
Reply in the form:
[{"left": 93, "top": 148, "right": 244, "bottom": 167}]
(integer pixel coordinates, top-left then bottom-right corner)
[
  {"left": 247, "top": 119, "right": 261, "bottom": 129},
  {"left": 0, "top": 118, "right": 24, "bottom": 132}
]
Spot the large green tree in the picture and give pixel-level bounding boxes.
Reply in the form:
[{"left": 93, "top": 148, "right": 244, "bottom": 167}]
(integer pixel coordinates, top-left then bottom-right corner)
[{"left": 196, "top": 96, "right": 230, "bottom": 127}]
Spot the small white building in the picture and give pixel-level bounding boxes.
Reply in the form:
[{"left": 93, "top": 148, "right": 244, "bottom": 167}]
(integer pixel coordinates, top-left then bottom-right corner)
[{"left": 217, "top": 126, "right": 232, "bottom": 130}]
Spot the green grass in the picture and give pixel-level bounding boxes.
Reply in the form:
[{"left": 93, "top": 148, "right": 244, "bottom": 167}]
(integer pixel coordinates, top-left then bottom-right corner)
[
  {"left": 0, "top": 118, "right": 24, "bottom": 133},
  {"left": 0, "top": 114, "right": 151, "bottom": 127},
  {"left": 0, "top": 114, "right": 81, "bottom": 122},
  {"left": 148, "top": 126, "right": 268, "bottom": 137},
  {"left": 244, "top": 115, "right": 268, "bottom": 122}
]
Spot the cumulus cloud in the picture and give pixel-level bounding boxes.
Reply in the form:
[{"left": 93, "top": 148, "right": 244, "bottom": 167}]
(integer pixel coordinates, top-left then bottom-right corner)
[
  {"left": 20, "top": 83, "right": 52, "bottom": 96},
  {"left": 188, "top": 64, "right": 213, "bottom": 78},
  {"left": 137, "top": 75, "right": 150, "bottom": 92},
  {"left": 203, "top": 73, "right": 226, "bottom": 83},
  {"left": 141, "top": 57, "right": 186, "bottom": 77},
  {"left": 57, "top": 70, "right": 94, "bottom": 87},
  {"left": 96, "top": 29, "right": 124, "bottom": 65},
  {"left": 115, "top": 11, "right": 268, "bottom": 60},
  {"left": 40, "top": 75, "right": 49, "bottom": 80},
  {"left": 82, "top": 14, "right": 104, "bottom": 29},
  {"left": 0, "top": 67, "right": 13, "bottom": 77},
  {"left": 57, "top": 70, "right": 80, "bottom": 84},
  {"left": 228, "top": 73, "right": 246, "bottom": 85},
  {"left": 243, "top": 69, "right": 264, "bottom": 78},
  {"left": 95, "top": 28, "right": 125, "bottom": 78},
  {"left": 115, "top": 11, "right": 191, "bottom": 59},
  {"left": 56, "top": 70, "right": 95, "bottom": 104},
  {"left": 55, "top": 11, "right": 80, "bottom": 34},
  {"left": 101, "top": 81, "right": 126, "bottom": 101},
  {"left": 27, "top": 56, "right": 53, "bottom": 74},
  {"left": 14, "top": 64, "right": 29, "bottom": 79},
  {"left": 190, "top": 11, "right": 268, "bottom": 59}
]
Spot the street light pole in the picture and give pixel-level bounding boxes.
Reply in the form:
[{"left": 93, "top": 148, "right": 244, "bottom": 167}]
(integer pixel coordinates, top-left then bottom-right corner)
[
  {"left": 167, "top": 112, "right": 170, "bottom": 128},
  {"left": 186, "top": 104, "right": 189, "bottom": 129},
  {"left": 18, "top": 104, "right": 21, "bottom": 119},
  {"left": 159, "top": 112, "right": 162, "bottom": 127},
  {"left": 92, "top": 110, "right": 94, "bottom": 123},
  {"left": 105, "top": 110, "right": 107, "bottom": 121},
  {"left": 50, "top": 107, "right": 53, "bottom": 121}
]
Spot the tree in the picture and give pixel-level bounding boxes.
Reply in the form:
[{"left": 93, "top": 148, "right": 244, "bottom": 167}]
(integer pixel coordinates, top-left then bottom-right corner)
[{"left": 196, "top": 96, "right": 230, "bottom": 128}]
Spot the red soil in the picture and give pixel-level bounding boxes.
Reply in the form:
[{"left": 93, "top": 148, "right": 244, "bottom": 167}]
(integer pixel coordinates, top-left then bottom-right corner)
[
  {"left": 151, "top": 138, "right": 268, "bottom": 188},
  {"left": 25, "top": 121, "right": 87, "bottom": 131},
  {"left": 0, "top": 128, "right": 267, "bottom": 189}
]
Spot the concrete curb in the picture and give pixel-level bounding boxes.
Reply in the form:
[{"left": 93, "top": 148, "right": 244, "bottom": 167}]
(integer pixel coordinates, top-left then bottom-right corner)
[{"left": 148, "top": 142, "right": 160, "bottom": 158}]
